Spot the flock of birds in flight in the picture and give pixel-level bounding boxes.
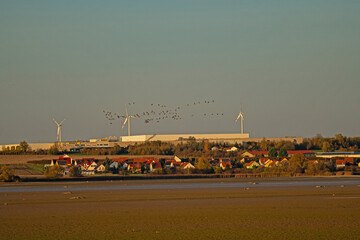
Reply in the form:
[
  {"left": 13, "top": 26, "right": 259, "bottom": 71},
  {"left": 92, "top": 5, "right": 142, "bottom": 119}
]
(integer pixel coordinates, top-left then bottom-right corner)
[{"left": 102, "top": 100, "right": 226, "bottom": 126}]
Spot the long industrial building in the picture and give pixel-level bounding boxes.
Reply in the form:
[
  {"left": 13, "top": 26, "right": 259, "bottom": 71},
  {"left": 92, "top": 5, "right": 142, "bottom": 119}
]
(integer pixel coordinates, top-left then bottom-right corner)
[
  {"left": 121, "top": 133, "right": 250, "bottom": 142},
  {"left": 1, "top": 133, "right": 303, "bottom": 152}
]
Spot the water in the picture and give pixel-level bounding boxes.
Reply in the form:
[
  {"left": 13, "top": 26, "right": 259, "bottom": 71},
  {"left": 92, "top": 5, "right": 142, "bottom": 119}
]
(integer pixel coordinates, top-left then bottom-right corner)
[{"left": 0, "top": 179, "right": 359, "bottom": 193}]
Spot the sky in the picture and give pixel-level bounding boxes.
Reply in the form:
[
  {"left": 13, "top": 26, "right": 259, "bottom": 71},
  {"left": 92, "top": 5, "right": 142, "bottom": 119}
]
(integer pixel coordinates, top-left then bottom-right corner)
[{"left": 1, "top": 0, "right": 360, "bottom": 144}]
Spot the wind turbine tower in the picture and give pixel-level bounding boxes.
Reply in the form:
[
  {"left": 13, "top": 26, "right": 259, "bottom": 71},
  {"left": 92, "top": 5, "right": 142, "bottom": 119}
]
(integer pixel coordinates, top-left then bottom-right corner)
[
  {"left": 53, "top": 118, "right": 66, "bottom": 142},
  {"left": 235, "top": 107, "right": 245, "bottom": 134},
  {"left": 122, "top": 105, "right": 136, "bottom": 136}
]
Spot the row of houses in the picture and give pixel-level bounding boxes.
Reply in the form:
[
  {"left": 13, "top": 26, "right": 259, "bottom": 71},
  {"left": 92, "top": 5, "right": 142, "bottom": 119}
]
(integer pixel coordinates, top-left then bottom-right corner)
[
  {"left": 240, "top": 150, "right": 316, "bottom": 158},
  {"left": 49, "top": 151, "right": 359, "bottom": 176},
  {"left": 50, "top": 155, "right": 197, "bottom": 175},
  {"left": 241, "top": 156, "right": 358, "bottom": 170}
]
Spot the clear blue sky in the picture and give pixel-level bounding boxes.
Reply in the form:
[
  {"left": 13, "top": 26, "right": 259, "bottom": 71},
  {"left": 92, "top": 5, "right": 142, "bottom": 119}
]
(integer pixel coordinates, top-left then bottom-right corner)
[{"left": 1, "top": 0, "right": 360, "bottom": 144}]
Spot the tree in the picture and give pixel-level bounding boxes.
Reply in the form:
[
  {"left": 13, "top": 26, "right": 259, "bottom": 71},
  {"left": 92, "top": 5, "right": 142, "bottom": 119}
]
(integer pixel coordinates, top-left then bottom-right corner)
[
  {"left": 268, "top": 147, "right": 277, "bottom": 158},
  {"left": 48, "top": 144, "right": 60, "bottom": 155},
  {"left": 44, "top": 165, "right": 63, "bottom": 178},
  {"left": 288, "top": 154, "right": 307, "bottom": 175},
  {"left": 196, "top": 158, "right": 212, "bottom": 171},
  {"left": 104, "top": 157, "right": 111, "bottom": 173},
  {"left": 110, "top": 144, "right": 123, "bottom": 155},
  {"left": 278, "top": 148, "right": 288, "bottom": 158},
  {"left": 214, "top": 167, "right": 222, "bottom": 174},
  {"left": 19, "top": 141, "right": 30, "bottom": 152},
  {"left": 69, "top": 166, "right": 82, "bottom": 177},
  {"left": 322, "top": 141, "right": 331, "bottom": 152},
  {"left": 260, "top": 138, "right": 270, "bottom": 151},
  {"left": 0, "top": 166, "right": 16, "bottom": 182}
]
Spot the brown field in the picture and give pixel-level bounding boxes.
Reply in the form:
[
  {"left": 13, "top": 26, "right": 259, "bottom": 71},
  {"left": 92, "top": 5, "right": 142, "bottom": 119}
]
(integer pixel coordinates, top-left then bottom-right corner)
[
  {"left": 0, "top": 179, "right": 359, "bottom": 240},
  {"left": 0, "top": 154, "right": 173, "bottom": 165},
  {"left": 8, "top": 165, "right": 43, "bottom": 176}
]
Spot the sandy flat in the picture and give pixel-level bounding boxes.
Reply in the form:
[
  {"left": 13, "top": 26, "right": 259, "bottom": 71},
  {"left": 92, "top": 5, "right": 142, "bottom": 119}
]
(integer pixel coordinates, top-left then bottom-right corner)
[{"left": 0, "top": 178, "right": 359, "bottom": 240}]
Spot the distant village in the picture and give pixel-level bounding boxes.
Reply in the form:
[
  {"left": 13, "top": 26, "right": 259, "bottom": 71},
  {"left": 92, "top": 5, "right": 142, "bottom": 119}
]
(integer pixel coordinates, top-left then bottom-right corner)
[
  {"left": 48, "top": 148, "right": 360, "bottom": 177},
  {"left": 2, "top": 134, "right": 360, "bottom": 179}
]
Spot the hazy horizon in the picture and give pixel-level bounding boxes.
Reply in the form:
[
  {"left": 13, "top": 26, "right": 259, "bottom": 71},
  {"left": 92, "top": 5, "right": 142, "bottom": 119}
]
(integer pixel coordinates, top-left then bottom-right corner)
[{"left": 1, "top": 1, "right": 360, "bottom": 145}]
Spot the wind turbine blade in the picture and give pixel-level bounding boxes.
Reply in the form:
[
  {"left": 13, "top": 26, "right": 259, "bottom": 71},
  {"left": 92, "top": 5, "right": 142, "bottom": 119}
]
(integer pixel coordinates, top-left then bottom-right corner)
[
  {"left": 125, "top": 104, "right": 128, "bottom": 116},
  {"left": 122, "top": 118, "right": 128, "bottom": 129},
  {"left": 52, "top": 118, "right": 59, "bottom": 125},
  {"left": 59, "top": 118, "right": 66, "bottom": 125},
  {"left": 235, "top": 112, "right": 241, "bottom": 122}
]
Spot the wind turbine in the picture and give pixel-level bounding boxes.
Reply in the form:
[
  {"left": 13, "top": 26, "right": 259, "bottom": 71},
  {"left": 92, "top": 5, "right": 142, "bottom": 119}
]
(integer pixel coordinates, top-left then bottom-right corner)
[
  {"left": 235, "top": 107, "right": 245, "bottom": 134},
  {"left": 53, "top": 118, "right": 65, "bottom": 142},
  {"left": 122, "top": 105, "right": 136, "bottom": 136}
]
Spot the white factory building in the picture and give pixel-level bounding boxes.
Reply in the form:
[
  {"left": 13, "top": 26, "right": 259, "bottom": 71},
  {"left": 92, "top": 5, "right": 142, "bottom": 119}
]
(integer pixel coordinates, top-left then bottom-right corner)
[{"left": 121, "top": 133, "right": 250, "bottom": 142}]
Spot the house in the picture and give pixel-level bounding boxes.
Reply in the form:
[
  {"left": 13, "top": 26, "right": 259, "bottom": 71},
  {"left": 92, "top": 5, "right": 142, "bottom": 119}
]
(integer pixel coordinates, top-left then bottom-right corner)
[
  {"left": 265, "top": 160, "right": 274, "bottom": 168},
  {"left": 96, "top": 164, "right": 106, "bottom": 173},
  {"left": 80, "top": 160, "right": 98, "bottom": 174},
  {"left": 80, "top": 160, "right": 97, "bottom": 175},
  {"left": 51, "top": 155, "right": 72, "bottom": 166},
  {"left": 121, "top": 162, "right": 129, "bottom": 170},
  {"left": 287, "top": 150, "right": 315, "bottom": 157},
  {"left": 269, "top": 160, "right": 279, "bottom": 167},
  {"left": 51, "top": 159, "right": 68, "bottom": 166},
  {"left": 336, "top": 158, "right": 354, "bottom": 169},
  {"left": 181, "top": 162, "right": 195, "bottom": 169},
  {"left": 170, "top": 161, "right": 182, "bottom": 168},
  {"left": 225, "top": 147, "right": 238, "bottom": 152},
  {"left": 220, "top": 161, "right": 232, "bottom": 170},
  {"left": 128, "top": 162, "right": 142, "bottom": 173},
  {"left": 242, "top": 151, "right": 269, "bottom": 158},
  {"left": 336, "top": 160, "right": 346, "bottom": 169},
  {"left": 211, "top": 146, "right": 220, "bottom": 151},
  {"left": 280, "top": 158, "right": 289, "bottom": 166},
  {"left": 150, "top": 161, "right": 162, "bottom": 172},
  {"left": 165, "top": 159, "right": 182, "bottom": 168},
  {"left": 246, "top": 161, "right": 260, "bottom": 169},
  {"left": 109, "top": 161, "right": 119, "bottom": 169},
  {"left": 73, "top": 159, "right": 85, "bottom": 166},
  {"left": 259, "top": 158, "right": 271, "bottom": 166},
  {"left": 85, "top": 160, "right": 98, "bottom": 171},
  {"left": 219, "top": 158, "right": 231, "bottom": 163},
  {"left": 165, "top": 160, "right": 173, "bottom": 168},
  {"left": 239, "top": 158, "right": 248, "bottom": 164}
]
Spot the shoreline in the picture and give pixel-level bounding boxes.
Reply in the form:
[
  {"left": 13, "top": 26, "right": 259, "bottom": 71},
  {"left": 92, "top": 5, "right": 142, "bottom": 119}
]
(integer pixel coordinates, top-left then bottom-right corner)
[{"left": 14, "top": 173, "right": 360, "bottom": 183}]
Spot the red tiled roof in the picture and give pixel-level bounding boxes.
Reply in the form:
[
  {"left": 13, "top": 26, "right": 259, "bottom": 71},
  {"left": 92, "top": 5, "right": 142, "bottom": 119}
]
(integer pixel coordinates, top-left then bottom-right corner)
[
  {"left": 344, "top": 157, "right": 354, "bottom": 163},
  {"left": 152, "top": 162, "right": 162, "bottom": 169},
  {"left": 259, "top": 158, "right": 270, "bottom": 164},
  {"left": 112, "top": 157, "right": 128, "bottom": 162},
  {"left": 336, "top": 158, "right": 353, "bottom": 165},
  {"left": 287, "top": 150, "right": 315, "bottom": 155},
  {"left": 220, "top": 162, "right": 232, "bottom": 168},
  {"left": 246, "top": 161, "right": 255, "bottom": 166}
]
